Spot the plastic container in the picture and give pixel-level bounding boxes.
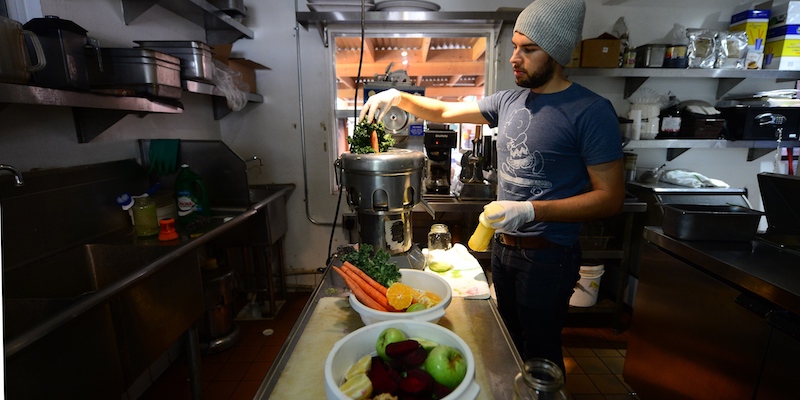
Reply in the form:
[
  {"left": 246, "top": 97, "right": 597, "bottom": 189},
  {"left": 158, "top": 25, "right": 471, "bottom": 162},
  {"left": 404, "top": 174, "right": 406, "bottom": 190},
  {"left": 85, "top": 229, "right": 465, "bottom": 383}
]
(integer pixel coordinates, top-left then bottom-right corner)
[
  {"left": 175, "top": 164, "right": 211, "bottom": 225},
  {"left": 467, "top": 203, "right": 504, "bottom": 251},
  {"left": 569, "top": 264, "right": 605, "bottom": 307},
  {"left": 324, "top": 320, "right": 479, "bottom": 400},
  {"left": 348, "top": 269, "right": 452, "bottom": 325},
  {"left": 132, "top": 196, "right": 159, "bottom": 237}
]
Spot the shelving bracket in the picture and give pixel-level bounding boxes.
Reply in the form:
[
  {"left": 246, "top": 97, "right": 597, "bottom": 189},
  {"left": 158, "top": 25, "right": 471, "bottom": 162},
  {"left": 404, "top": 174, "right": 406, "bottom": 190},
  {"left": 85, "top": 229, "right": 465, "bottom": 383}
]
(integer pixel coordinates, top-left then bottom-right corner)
[{"left": 666, "top": 148, "right": 690, "bottom": 161}]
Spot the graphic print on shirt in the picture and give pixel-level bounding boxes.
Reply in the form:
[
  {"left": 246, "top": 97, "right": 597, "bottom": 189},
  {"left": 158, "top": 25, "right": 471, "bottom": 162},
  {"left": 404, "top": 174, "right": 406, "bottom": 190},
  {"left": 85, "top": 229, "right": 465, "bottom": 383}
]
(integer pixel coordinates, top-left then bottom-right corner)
[{"left": 499, "top": 108, "right": 548, "bottom": 196}]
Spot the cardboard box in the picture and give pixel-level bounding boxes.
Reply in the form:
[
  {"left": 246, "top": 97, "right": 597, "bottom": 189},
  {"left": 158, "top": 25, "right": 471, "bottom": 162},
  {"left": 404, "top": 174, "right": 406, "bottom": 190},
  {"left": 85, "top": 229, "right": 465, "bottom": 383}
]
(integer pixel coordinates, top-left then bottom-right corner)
[
  {"left": 730, "top": 9, "right": 770, "bottom": 52},
  {"left": 764, "top": 25, "right": 800, "bottom": 69},
  {"left": 580, "top": 34, "right": 620, "bottom": 68},
  {"left": 770, "top": 1, "right": 800, "bottom": 28},
  {"left": 211, "top": 44, "right": 270, "bottom": 93}
]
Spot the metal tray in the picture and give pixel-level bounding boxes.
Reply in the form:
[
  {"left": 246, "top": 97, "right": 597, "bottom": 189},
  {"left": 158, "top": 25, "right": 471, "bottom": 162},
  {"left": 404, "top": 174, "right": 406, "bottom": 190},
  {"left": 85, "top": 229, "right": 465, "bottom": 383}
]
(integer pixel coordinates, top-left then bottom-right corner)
[
  {"left": 86, "top": 48, "right": 182, "bottom": 99},
  {"left": 134, "top": 41, "right": 214, "bottom": 82},
  {"left": 662, "top": 204, "right": 763, "bottom": 241}
]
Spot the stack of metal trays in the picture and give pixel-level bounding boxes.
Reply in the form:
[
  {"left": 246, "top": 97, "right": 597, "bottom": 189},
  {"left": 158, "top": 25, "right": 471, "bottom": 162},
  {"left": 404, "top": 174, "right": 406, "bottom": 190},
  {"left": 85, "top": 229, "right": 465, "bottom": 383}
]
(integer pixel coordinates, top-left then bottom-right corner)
[
  {"left": 134, "top": 40, "right": 214, "bottom": 83},
  {"left": 85, "top": 47, "right": 182, "bottom": 100}
]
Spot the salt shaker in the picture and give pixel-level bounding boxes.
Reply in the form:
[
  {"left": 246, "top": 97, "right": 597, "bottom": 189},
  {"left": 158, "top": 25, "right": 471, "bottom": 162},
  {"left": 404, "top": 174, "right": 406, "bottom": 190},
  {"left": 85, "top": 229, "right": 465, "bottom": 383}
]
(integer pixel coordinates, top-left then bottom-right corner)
[{"left": 513, "top": 358, "right": 568, "bottom": 400}]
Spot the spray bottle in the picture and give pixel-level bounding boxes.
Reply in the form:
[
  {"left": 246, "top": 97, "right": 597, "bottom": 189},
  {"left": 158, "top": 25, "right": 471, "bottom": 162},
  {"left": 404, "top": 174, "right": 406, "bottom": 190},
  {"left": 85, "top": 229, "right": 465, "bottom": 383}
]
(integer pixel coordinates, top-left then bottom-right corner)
[{"left": 468, "top": 202, "right": 505, "bottom": 251}]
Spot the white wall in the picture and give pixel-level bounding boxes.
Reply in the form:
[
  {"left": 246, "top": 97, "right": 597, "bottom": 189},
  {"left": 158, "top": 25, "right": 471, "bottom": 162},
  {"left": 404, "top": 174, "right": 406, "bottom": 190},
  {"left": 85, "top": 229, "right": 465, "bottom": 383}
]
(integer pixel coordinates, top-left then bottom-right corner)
[{"left": 1, "top": 0, "right": 791, "bottom": 287}]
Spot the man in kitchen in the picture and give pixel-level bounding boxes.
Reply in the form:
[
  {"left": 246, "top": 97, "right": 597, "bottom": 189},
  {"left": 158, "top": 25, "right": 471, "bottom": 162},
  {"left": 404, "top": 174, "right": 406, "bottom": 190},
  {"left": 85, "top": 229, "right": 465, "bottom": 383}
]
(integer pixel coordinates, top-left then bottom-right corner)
[{"left": 359, "top": 0, "right": 625, "bottom": 376}]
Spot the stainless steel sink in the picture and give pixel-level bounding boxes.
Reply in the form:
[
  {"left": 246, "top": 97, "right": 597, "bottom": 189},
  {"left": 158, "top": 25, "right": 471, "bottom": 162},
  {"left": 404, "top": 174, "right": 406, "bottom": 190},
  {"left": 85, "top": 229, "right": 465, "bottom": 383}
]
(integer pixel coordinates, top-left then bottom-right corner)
[{"left": 3, "top": 243, "right": 204, "bottom": 398}]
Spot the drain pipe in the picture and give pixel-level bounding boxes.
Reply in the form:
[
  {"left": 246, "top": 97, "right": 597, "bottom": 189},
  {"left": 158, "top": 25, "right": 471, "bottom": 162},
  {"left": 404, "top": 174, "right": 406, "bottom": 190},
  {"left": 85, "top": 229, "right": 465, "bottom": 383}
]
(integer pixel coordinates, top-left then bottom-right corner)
[{"left": 295, "top": 17, "right": 336, "bottom": 226}]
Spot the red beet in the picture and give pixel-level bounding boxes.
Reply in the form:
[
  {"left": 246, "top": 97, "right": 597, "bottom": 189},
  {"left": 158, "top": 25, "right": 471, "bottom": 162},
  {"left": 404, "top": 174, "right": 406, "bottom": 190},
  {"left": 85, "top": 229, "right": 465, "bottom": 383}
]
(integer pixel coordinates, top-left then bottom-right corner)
[
  {"left": 398, "top": 370, "right": 433, "bottom": 396},
  {"left": 433, "top": 381, "right": 454, "bottom": 398},
  {"left": 385, "top": 339, "right": 421, "bottom": 359},
  {"left": 368, "top": 356, "right": 399, "bottom": 395},
  {"left": 401, "top": 346, "right": 428, "bottom": 368}
]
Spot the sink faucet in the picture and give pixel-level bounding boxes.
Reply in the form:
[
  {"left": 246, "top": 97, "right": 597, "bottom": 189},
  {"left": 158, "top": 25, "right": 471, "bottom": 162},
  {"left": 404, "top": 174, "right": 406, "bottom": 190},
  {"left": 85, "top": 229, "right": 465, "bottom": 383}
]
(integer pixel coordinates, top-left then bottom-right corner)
[{"left": 0, "top": 164, "right": 25, "bottom": 186}]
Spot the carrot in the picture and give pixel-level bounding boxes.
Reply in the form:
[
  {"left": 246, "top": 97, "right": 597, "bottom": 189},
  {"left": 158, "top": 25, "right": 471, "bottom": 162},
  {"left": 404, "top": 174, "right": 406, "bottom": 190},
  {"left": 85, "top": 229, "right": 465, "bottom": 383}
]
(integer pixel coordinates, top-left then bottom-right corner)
[
  {"left": 332, "top": 266, "right": 388, "bottom": 312},
  {"left": 340, "top": 265, "right": 398, "bottom": 312},
  {"left": 342, "top": 261, "right": 387, "bottom": 296},
  {"left": 370, "top": 131, "right": 380, "bottom": 153}
]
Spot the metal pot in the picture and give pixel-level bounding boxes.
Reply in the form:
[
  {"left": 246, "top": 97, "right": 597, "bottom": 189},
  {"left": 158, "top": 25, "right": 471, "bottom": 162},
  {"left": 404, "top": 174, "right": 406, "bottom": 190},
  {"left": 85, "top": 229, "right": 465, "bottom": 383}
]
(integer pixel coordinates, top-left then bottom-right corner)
[
  {"left": 23, "top": 15, "right": 101, "bottom": 90},
  {"left": 0, "top": 15, "right": 46, "bottom": 84}
]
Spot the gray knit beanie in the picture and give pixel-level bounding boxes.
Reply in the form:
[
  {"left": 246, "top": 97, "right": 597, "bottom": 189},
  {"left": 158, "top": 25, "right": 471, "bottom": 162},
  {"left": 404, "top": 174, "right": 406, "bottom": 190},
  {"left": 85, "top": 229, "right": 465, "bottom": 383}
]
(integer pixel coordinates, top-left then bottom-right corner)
[{"left": 514, "top": 0, "right": 586, "bottom": 66}]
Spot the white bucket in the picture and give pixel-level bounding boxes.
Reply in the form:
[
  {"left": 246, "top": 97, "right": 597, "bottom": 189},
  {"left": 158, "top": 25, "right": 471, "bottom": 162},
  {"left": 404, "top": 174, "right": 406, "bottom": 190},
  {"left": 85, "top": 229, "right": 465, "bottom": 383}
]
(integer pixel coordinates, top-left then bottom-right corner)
[{"left": 569, "top": 264, "right": 605, "bottom": 307}]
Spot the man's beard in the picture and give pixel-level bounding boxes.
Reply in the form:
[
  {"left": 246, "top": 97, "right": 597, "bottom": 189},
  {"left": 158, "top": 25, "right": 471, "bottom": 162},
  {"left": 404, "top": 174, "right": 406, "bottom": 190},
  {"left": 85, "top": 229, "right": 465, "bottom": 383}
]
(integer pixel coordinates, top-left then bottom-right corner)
[{"left": 515, "top": 57, "right": 557, "bottom": 89}]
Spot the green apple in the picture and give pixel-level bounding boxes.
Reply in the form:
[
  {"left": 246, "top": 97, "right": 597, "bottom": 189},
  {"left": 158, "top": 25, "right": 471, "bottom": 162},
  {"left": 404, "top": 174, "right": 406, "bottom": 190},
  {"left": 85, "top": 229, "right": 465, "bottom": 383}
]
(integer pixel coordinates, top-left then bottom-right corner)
[
  {"left": 376, "top": 327, "right": 407, "bottom": 361},
  {"left": 423, "top": 345, "right": 467, "bottom": 389}
]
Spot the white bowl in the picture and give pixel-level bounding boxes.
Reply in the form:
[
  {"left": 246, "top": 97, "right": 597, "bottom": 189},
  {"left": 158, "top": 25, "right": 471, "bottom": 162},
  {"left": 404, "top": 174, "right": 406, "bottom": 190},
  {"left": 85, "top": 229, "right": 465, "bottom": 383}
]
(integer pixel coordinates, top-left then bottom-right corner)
[
  {"left": 324, "top": 319, "right": 480, "bottom": 400},
  {"left": 349, "top": 269, "right": 452, "bottom": 325}
]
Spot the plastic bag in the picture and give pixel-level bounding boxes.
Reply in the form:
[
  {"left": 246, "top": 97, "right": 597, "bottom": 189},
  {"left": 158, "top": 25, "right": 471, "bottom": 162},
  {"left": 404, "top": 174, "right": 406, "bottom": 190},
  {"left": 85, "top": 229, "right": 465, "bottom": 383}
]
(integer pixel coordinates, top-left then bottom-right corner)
[
  {"left": 687, "top": 28, "right": 717, "bottom": 68},
  {"left": 661, "top": 169, "right": 729, "bottom": 188},
  {"left": 211, "top": 59, "right": 249, "bottom": 111},
  {"left": 717, "top": 31, "right": 748, "bottom": 69}
]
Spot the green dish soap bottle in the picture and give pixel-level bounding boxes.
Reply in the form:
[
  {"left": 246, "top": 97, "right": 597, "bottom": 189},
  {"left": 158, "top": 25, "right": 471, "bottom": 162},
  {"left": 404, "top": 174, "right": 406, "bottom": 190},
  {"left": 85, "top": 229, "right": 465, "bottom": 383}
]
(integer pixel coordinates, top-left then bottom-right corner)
[{"left": 175, "top": 164, "right": 211, "bottom": 225}]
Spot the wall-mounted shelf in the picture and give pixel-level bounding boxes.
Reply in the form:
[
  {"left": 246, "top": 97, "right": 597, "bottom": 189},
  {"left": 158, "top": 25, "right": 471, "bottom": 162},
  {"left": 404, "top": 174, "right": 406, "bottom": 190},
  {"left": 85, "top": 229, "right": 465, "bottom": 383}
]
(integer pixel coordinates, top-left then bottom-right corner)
[
  {"left": 296, "top": 11, "right": 520, "bottom": 47},
  {"left": 0, "top": 81, "right": 262, "bottom": 143},
  {"left": 565, "top": 68, "right": 800, "bottom": 99},
  {"left": 120, "top": 0, "right": 254, "bottom": 44},
  {"left": 624, "top": 138, "right": 800, "bottom": 161},
  {"left": 184, "top": 80, "right": 263, "bottom": 119}
]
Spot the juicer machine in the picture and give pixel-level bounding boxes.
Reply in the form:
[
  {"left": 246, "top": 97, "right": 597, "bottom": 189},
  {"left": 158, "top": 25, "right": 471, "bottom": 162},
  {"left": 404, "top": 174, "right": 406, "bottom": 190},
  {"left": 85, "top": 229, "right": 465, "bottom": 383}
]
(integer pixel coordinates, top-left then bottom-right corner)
[{"left": 336, "top": 149, "right": 433, "bottom": 269}]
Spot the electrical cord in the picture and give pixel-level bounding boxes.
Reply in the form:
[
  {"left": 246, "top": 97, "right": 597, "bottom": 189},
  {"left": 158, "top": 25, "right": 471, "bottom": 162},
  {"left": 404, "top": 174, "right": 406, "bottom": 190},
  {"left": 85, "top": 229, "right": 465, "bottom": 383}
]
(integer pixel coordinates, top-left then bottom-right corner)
[{"left": 326, "top": 0, "right": 368, "bottom": 265}]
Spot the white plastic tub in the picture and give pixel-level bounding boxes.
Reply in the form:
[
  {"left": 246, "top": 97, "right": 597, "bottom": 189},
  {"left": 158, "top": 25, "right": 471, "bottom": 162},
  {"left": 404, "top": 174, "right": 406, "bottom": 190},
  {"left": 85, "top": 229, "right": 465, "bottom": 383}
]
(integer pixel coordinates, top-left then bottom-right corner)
[
  {"left": 324, "top": 320, "right": 479, "bottom": 400},
  {"left": 349, "top": 269, "right": 452, "bottom": 325},
  {"left": 569, "top": 264, "right": 605, "bottom": 307}
]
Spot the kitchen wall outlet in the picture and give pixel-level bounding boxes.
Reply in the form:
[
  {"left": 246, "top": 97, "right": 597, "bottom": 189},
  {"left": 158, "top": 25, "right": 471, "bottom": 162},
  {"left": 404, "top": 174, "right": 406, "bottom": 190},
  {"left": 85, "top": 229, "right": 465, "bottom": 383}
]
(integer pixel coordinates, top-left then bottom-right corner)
[{"left": 342, "top": 213, "right": 357, "bottom": 233}]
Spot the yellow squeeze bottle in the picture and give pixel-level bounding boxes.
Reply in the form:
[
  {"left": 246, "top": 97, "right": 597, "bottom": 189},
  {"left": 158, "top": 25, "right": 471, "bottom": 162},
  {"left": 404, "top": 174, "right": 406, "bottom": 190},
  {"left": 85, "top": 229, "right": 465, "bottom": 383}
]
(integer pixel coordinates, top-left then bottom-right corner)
[{"left": 468, "top": 203, "right": 505, "bottom": 252}]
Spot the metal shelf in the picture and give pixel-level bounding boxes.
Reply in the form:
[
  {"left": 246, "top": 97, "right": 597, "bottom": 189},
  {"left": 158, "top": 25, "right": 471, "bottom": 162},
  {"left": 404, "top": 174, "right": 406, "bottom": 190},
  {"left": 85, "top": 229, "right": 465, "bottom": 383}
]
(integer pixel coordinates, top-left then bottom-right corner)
[
  {"left": 625, "top": 138, "right": 800, "bottom": 161},
  {"left": 1, "top": 81, "right": 262, "bottom": 142},
  {"left": 121, "top": 0, "right": 254, "bottom": 44},
  {"left": 184, "top": 80, "right": 263, "bottom": 119},
  {"left": 565, "top": 68, "right": 800, "bottom": 99}
]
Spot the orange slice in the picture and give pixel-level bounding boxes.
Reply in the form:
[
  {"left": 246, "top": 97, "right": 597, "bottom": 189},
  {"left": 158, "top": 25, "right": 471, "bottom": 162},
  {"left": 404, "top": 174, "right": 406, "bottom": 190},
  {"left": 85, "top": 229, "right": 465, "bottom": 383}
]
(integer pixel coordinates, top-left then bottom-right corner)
[
  {"left": 386, "top": 282, "right": 415, "bottom": 310},
  {"left": 413, "top": 289, "right": 442, "bottom": 307}
]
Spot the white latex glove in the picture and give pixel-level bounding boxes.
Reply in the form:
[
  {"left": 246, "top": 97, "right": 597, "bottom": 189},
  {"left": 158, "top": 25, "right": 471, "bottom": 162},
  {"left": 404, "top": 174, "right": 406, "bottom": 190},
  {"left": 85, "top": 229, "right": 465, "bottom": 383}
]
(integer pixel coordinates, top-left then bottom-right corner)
[
  {"left": 358, "top": 88, "right": 402, "bottom": 123},
  {"left": 484, "top": 200, "right": 535, "bottom": 233}
]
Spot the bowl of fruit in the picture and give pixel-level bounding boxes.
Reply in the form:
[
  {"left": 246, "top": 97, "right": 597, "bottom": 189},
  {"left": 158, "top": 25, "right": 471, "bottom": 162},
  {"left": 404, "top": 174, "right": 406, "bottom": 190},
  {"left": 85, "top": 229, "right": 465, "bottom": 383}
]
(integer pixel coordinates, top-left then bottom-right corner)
[
  {"left": 324, "top": 320, "right": 479, "bottom": 400},
  {"left": 345, "top": 268, "right": 452, "bottom": 325}
]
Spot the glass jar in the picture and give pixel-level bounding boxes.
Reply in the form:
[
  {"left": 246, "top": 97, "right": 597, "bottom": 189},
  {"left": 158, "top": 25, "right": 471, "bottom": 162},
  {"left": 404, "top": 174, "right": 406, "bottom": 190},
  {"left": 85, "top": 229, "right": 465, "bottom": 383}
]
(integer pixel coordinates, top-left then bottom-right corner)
[
  {"left": 132, "top": 196, "right": 159, "bottom": 237},
  {"left": 428, "top": 223, "right": 452, "bottom": 251},
  {"left": 513, "top": 358, "right": 568, "bottom": 400},
  {"left": 427, "top": 224, "right": 453, "bottom": 272}
]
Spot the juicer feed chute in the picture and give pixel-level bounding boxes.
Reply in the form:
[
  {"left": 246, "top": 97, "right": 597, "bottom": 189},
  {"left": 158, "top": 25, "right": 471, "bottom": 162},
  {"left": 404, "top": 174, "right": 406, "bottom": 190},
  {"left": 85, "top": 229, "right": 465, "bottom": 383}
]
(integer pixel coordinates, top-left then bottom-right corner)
[{"left": 336, "top": 149, "right": 426, "bottom": 257}]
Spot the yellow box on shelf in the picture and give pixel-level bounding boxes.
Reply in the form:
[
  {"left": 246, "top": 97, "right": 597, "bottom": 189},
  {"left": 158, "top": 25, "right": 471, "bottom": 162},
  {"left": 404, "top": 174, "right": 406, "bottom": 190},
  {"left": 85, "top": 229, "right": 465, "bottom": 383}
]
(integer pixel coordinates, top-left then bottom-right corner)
[
  {"left": 730, "top": 9, "right": 771, "bottom": 53},
  {"left": 764, "top": 25, "right": 800, "bottom": 70}
]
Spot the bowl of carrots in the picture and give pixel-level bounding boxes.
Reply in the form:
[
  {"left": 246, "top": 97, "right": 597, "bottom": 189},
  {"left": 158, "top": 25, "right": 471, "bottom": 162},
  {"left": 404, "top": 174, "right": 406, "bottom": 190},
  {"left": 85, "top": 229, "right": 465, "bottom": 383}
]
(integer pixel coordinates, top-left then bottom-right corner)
[{"left": 333, "top": 264, "right": 452, "bottom": 326}]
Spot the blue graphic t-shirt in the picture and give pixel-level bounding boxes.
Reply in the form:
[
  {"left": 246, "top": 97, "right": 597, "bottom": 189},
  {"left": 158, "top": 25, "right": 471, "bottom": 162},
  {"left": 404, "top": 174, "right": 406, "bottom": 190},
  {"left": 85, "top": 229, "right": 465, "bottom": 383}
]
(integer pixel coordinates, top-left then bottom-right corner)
[{"left": 477, "top": 83, "right": 623, "bottom": 245}]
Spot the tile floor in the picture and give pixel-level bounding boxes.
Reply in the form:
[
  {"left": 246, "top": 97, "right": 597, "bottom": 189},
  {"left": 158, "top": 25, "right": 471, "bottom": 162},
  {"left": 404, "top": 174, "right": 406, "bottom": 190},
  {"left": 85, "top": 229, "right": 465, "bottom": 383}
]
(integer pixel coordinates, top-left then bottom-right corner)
[{"left": 139, "top": 292, "right": 637, "bottom": 400}]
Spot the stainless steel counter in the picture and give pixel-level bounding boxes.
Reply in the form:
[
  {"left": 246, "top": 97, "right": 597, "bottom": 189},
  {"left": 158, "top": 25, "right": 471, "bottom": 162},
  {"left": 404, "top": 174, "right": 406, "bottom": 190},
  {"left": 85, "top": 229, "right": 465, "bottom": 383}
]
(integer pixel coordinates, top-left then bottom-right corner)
[
  {"left": 255, "top": 263, "right": 523, "bottom": 399},
  {"left": 643, "top": 227, "right": 800, "bottom": 315}
]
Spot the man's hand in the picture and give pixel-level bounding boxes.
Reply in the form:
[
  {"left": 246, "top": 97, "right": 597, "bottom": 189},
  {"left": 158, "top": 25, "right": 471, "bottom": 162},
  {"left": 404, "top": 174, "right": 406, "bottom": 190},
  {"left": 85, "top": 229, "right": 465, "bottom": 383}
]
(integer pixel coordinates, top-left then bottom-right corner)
[
  {"left": 358, "top": 88, "right": 401, "bottom": 123},
  {"left": 485, "top": 200, "right": 535, "bottom": 233}
]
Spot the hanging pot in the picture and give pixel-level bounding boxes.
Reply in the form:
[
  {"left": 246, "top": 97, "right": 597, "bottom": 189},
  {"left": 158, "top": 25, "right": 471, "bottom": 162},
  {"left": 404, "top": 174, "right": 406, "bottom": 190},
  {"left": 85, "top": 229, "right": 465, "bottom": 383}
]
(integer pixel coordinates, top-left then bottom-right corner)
[
  {"left": 23, "top": 15, "right": 100, "bottom": 90},
  {"left": 0, "top": 15, "right": 46, "bottom": 84}
]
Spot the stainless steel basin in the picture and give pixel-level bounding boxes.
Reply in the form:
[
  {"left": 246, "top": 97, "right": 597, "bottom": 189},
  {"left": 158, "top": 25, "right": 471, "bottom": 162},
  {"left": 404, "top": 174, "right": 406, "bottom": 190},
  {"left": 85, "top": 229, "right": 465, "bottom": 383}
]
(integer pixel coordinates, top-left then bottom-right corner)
[
  {"left": 4, "top": 244, "right": 173, "bottom": 335},
  {"left": 3, "top": 243, "right": 204, "bottom": 398}
]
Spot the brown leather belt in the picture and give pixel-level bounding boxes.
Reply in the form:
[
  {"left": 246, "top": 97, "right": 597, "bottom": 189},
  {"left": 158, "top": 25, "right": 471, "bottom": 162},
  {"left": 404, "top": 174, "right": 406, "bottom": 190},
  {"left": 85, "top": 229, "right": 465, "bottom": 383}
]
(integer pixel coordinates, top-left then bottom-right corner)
[{"left": 499, "top": 233, "right": 558, "bottom": 249}]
